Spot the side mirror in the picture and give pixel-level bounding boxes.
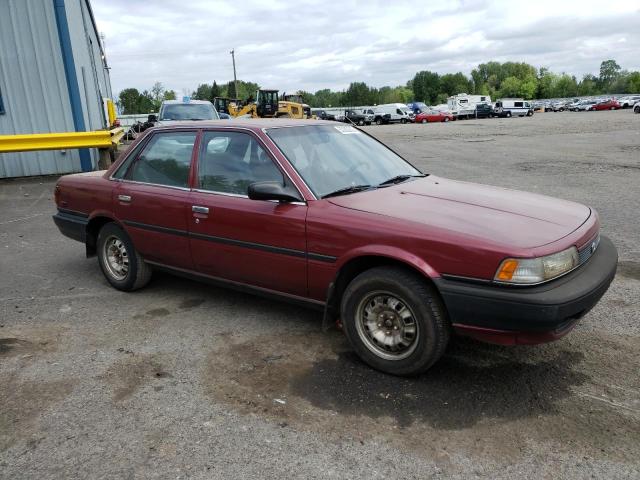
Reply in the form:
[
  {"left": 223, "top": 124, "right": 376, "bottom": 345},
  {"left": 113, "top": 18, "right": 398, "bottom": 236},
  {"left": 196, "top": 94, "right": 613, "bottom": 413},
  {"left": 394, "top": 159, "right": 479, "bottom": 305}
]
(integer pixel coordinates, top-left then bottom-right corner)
[
  {"left": 148, "top": 114, "right": 158, "bottom": 123},
  {"left": 248, "top": 181, "right": 302, "bottom": 203}
]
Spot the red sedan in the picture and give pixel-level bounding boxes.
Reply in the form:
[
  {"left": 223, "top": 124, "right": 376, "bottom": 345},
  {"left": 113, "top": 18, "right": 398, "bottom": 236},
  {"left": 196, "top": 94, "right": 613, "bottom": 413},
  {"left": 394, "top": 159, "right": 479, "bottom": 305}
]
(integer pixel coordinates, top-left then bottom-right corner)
[
  {"left": 590, "top": 99, "right": 620, "bottom": 111},
  {"left": 415, "top": 109, "right": 454, "bottom": 123},
  {"left": 53, "top": 119, "right": 617, "bottom": 375}
]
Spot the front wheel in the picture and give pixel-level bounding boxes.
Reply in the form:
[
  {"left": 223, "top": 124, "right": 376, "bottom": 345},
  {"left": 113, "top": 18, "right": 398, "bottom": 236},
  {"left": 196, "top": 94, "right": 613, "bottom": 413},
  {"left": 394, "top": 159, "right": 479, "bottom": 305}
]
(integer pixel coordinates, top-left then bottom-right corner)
[
  {"left": 443, "top": 117, "right": 449, "bottom": 122},
  {"left": 421, "top": 119, "right": 428, "bottom": 124},
  {"left": 341, "top": 267, "right": 450, "bottom": 376},
  {"left": 506, "top": 111, "right": 512, "bottom": 118},
  {"left": 97, "top": 223, "right": 152, "bottom": 291},
  {"left": 635, "top": 106, "right": 640, "bottom": 114},
  {"left": 375, "top": 118, "right": 383, "bottom": 125},
  {"left": 401, "top": 118, "right": 407, "bottom": 124}
]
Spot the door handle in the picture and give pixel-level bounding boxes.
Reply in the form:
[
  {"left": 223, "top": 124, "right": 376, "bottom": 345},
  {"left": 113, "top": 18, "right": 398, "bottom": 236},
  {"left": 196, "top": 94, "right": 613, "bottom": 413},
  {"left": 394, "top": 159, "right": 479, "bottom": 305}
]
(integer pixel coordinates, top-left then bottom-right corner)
[
  {"left": 192, "top": 205, "right": 209, "bottom": 214},
  {"left": 118, "top": 194, "right": 132, "bottom": 203}
]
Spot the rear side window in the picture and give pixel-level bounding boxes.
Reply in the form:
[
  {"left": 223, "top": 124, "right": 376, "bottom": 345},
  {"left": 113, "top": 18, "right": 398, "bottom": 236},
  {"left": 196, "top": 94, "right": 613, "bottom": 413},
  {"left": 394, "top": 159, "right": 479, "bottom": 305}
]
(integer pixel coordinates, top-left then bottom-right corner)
[
  {"left": 127, "top": 132, "right": 197, "bottom": 187},
  {"left": 514, "top": 102, "right": 523, "bottom": 107}
]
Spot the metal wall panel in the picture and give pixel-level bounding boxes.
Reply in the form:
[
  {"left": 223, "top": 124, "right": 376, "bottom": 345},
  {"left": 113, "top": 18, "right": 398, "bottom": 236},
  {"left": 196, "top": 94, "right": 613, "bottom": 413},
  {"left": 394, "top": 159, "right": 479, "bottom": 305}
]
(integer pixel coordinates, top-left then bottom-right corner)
[
  {"left": 0, "top": 0, "right": 81, "bottom": 177},
  {"left": 0, "top": 0, "right": 112, "bottom": 178}
]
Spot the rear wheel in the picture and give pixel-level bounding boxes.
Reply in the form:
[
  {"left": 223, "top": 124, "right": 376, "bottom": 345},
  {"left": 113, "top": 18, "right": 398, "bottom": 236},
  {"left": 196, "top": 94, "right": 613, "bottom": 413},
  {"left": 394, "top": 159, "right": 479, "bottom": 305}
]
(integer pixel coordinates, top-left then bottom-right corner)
[
  {"left": 341, "top": 266, "right": 449, "bottom": 376},
  {"left": 97, "top": 223, "right": 152, "bottom": 291},
  {"left": 443, "top": 117, "right": 449, "bottom": 122},
  {"left": 635, "top": 106, "right": 640, "bottom": 114},
  {"left": 358, "top": 120, "right": 364, "bottom": 126},
  {"left": 421, "top": 119, "right": 428, "bottom": 124}
]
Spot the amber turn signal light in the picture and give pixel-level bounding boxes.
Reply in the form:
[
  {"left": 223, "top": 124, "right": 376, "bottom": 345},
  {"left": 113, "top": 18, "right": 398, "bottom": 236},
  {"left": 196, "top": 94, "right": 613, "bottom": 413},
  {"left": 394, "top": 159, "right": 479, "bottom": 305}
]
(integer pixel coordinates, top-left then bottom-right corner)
[{"left": 496, "top": 259, "right": 519, "bottom": 280}]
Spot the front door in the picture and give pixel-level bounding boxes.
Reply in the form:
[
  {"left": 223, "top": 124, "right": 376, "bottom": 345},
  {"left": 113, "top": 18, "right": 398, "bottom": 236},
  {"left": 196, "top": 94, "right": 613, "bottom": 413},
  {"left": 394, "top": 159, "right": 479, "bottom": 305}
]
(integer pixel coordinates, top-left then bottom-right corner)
[
  {"left": 188, "top": 130, "right": 308, "bottom": 297},
  {"left": 115, "top": 130, "right": 197, "bottom": 269}
]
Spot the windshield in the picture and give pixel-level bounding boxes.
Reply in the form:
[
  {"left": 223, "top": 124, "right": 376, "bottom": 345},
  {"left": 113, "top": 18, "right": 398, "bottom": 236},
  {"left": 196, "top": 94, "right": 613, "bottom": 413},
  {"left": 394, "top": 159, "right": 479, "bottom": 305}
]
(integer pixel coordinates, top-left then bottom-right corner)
[
  {"left": 266, "top": 125, "right": 423, "bottom": 198},
  {"left": 160, "top": 103, "right": 219, "bottom": 121}
]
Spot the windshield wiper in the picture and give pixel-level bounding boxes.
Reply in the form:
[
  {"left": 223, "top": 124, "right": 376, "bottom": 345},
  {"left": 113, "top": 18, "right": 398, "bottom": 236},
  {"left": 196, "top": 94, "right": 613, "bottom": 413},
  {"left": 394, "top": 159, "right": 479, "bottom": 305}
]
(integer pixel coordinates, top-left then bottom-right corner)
[
  {"left": 322, "top": 184, "right": 374, "bottom": 199},
  {"left": 378, "top": 174, "right": 426, "bottom": 187}
]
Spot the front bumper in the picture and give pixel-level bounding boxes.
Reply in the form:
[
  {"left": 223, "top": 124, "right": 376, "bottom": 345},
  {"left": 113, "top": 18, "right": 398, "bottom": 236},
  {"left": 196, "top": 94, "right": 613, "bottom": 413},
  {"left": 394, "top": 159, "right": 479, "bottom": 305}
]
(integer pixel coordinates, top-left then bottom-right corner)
[{"left": 434, "top": 235, "right": 618, "bottom": 345}]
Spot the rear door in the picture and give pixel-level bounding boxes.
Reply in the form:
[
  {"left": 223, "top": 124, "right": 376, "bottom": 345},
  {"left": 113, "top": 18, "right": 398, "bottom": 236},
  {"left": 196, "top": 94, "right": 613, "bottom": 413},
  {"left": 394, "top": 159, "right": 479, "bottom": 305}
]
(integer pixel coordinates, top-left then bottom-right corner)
[
  {"left": 115, "top": 130, "right": 197, "bottom": 269},
  {"left": 187, "top": 129, "right": 308, "bottom": 297}
]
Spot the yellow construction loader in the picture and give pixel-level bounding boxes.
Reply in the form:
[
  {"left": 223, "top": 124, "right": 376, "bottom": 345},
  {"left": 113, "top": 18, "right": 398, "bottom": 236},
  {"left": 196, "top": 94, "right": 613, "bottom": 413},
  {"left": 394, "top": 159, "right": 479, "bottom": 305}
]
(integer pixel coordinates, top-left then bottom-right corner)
[{"left": 228, "top": 89, "right": 306, "bottom": 119}]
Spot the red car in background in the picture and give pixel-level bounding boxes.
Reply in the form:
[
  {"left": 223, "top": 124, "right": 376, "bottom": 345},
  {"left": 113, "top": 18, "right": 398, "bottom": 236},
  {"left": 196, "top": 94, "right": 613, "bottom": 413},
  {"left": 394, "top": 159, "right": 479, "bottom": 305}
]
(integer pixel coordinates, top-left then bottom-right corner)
[
  {"left": 590, "top": 99, "right": 620, "bottom": 111},
  {"left": 415, "top": 109, "right": 454, "bottom": 123}
]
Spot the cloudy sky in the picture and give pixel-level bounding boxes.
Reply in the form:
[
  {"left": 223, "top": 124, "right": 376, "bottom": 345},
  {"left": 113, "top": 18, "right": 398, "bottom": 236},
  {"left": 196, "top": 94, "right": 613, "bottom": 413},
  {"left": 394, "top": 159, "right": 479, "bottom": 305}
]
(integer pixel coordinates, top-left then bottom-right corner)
[{"left": 92, "top": 0, "right": 640, "bottom": 96}]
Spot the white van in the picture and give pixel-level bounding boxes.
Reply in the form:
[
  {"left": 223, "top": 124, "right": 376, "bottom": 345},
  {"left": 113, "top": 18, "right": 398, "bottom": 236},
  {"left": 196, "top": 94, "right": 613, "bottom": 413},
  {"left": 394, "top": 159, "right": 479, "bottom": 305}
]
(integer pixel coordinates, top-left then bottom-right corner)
[
  {"left": 372, "top": 103, "right": 414, "bottom": 124},
  {"left": 447, "top": 94, "right": 491, "bottom": 119},
  {"left": 493, "top": 99, "right": 534, "bottom": 117}
]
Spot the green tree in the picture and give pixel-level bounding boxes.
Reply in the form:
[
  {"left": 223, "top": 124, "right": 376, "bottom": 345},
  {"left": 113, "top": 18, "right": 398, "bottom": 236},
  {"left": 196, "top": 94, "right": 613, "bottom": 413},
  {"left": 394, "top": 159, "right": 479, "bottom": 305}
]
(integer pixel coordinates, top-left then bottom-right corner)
[
  {"left": 150, "top": 82, "right": 165, "bottom": 109},
  {"left": 599, "top": 59, "right": 621, "bottom": 90},
  {"left": 578, "top": 74, "right": 599, "bottom": 96},
  {"left": 627, "top": 72, "right": 640, "bottom": 94},
  {"left": 343, "top": 82, "right": 373, "bottom": 106},
  {"left": 163, "top": 89, "right": 176, "bottom": 101},
  {"left": 439, "top": 72, "right": 472, "bottom": 97},
  {"left": 412, "top": 71, "right": 440, "bottom": 104},
  {"left": 118, "top": 88, "right": 141, "bottom": 114},
  {"left": 209, "top": 81, "right": 222, "bottom": 103},
  {"left": 553, "top": 75, "right": 578, "bottom": 98},
  {"left": 498, "top": 76, "right": 522, "bottom": 97},
  {"left": 139, "top": 90, "right": 156, "bottom": 113},
  {"left": 192, "top": 83, "right": 212, "bottom": 100},
  {"left": 537, "top": 68, "right": 557, "bottom": 99}
]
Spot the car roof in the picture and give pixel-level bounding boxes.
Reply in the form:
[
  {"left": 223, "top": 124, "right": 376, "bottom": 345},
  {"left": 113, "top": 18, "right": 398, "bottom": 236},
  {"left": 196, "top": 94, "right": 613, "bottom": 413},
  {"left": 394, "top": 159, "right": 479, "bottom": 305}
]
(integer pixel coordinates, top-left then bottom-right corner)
[
  {"left": 150, "top": 118, "right": 338, "bottom": 131},
  {"left": 161, "top": 100, "right": 213, "bottom": 105}
]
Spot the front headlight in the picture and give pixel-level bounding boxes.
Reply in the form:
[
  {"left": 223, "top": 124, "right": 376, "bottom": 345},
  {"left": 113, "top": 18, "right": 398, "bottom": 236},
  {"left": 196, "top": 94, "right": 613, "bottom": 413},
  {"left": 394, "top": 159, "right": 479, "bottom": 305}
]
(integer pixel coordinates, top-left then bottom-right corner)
[{"left": 495, "top": 246, "right": 579, "bottom": 284}]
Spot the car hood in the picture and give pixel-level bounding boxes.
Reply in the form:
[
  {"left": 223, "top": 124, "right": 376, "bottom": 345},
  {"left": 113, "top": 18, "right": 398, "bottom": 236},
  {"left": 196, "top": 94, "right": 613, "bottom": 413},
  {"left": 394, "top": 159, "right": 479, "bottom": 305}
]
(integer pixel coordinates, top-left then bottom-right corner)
[{"left": 327, "top": 176, "right": 591, "bottom": 249}]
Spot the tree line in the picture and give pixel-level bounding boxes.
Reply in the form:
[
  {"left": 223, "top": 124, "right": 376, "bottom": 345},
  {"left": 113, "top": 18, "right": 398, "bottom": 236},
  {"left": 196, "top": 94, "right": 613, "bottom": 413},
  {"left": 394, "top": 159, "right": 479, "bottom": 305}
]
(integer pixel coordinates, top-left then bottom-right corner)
[{"left": 118, "top": 59, "right": 640, "bottom": 114}]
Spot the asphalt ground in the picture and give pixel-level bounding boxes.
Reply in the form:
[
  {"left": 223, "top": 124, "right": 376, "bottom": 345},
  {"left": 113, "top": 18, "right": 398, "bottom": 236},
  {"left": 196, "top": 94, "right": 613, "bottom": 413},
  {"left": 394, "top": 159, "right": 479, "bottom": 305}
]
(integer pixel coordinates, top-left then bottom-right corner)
[{"left": 1, "top": 109, "right": 639, "bottom": 479}]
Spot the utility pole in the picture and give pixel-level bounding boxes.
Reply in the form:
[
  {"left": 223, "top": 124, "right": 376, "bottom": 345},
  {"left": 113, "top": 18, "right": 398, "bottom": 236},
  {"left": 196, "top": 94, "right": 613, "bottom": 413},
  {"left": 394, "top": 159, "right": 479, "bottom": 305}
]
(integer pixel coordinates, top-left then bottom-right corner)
[{"left": 230, "top": 49, "right": 238, "bottom": 99}]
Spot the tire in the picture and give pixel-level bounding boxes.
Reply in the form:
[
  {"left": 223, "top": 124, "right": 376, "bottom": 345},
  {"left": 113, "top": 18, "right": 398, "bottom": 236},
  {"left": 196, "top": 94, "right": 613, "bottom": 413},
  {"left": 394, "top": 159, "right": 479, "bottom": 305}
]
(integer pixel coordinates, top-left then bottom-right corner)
[
  {"left": 527, "top": 110, "right": 533, "bottom": 117},
  {"left": 610, "top": 107, "right": 615, "bottom": 110},
  {"left": 375, "top": 118, "right": 383, "bottom": 125},
  {"left": 421, "top": 119, "right": 427, "bottom": 124},
  {"left": 341, "top": 266, "right": 450, "bottom": 376},
  {"left": 443, "top": 117, "right": 449, "bottom": 122},
  {"left": 635, "top": 106, "right": 640, "bottom": 114},
  {"left": 506, "top": 111, "right": 512, "bottom": 118},
  {"left": 401, "top": 118, "right": 407, "bottom": 124},
  {"left": 358, "top": 120, "right": 364, "bottom": 126},
  {"left": 97, "top": 222, "right": 152, "bottom": 291}
]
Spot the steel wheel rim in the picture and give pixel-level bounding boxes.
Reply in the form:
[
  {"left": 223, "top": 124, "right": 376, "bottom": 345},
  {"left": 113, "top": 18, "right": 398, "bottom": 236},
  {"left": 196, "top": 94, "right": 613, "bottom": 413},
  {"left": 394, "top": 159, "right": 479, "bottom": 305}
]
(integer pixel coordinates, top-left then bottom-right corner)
[
  {"left": 102, "top": 235, "right": 129, "bottom": 281},
  {"left": 355, "top": 290, "right": 419, "bottom": 361}
]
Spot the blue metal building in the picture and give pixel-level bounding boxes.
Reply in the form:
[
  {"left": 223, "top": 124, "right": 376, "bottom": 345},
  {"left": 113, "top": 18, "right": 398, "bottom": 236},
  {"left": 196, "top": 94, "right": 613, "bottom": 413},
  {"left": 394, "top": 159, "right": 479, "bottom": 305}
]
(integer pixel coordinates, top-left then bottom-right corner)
[{"left": 0, "top": 0, "right": 113, "bottom": 178}]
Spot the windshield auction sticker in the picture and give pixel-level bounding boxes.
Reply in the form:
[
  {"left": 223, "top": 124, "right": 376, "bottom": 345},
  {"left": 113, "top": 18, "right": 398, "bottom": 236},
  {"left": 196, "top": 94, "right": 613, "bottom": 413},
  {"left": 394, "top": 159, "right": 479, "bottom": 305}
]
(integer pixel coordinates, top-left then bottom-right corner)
[{"left": 334, "top": 125, "right": 362, "bottom": 134}]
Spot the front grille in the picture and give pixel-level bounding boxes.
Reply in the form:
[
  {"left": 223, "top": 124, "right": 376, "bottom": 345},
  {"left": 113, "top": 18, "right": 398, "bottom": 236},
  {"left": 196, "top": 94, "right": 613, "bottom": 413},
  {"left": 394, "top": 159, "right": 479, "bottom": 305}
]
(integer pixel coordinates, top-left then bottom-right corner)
[{"left": 578, "top": 234, "right": 600, "bottom": 266}]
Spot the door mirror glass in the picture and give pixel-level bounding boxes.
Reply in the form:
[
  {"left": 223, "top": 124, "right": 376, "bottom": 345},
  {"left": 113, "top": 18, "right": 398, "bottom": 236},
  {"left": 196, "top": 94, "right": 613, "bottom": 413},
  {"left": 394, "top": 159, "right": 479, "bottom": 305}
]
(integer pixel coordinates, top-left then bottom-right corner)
[{"left": 248, "top": 181, "right": 302, "bottom": 202}]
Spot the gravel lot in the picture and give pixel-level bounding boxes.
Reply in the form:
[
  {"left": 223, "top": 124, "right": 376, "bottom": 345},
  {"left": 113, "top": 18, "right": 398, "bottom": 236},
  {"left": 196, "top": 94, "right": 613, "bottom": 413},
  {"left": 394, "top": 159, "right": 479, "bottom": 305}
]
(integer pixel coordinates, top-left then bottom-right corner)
[{"left": 1, "top": 109, "right": 639, "bottom": 479}]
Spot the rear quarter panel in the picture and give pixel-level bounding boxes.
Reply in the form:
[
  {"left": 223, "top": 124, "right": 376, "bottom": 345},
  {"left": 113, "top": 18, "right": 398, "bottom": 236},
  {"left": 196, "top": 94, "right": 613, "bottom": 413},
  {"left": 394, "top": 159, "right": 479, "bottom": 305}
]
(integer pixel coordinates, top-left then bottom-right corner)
[{"left": 56, "top": 172, "right": 114, "bottom": 219}]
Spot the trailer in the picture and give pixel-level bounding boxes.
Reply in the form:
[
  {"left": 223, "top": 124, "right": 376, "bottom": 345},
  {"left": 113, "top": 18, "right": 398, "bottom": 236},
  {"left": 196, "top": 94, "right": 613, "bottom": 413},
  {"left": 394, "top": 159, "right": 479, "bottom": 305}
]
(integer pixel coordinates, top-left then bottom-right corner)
[{"left": 447, "top": 94, "right": 492, "bottom": 119}]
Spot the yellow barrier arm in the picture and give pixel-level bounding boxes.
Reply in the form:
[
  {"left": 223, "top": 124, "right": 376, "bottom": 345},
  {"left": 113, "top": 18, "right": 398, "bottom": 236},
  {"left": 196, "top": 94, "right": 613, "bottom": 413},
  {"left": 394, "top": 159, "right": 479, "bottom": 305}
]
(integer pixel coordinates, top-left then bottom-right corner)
[{"left": 0, "top": 128, "right": 124, "bottom": 154}]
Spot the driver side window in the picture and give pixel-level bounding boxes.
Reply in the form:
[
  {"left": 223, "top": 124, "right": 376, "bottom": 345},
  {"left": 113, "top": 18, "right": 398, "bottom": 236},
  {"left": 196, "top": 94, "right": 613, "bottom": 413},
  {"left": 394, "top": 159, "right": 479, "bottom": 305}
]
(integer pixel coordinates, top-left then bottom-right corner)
[{"left": 197, "top": 131, "right": 284, "bottom": 195}]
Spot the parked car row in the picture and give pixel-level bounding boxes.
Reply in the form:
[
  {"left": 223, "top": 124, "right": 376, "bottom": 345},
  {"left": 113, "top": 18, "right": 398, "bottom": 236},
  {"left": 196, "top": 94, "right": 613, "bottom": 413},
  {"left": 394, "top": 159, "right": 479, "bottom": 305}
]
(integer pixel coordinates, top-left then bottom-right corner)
[{"left": 533, "top": 95, "right": 640, "bottom": 113}]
